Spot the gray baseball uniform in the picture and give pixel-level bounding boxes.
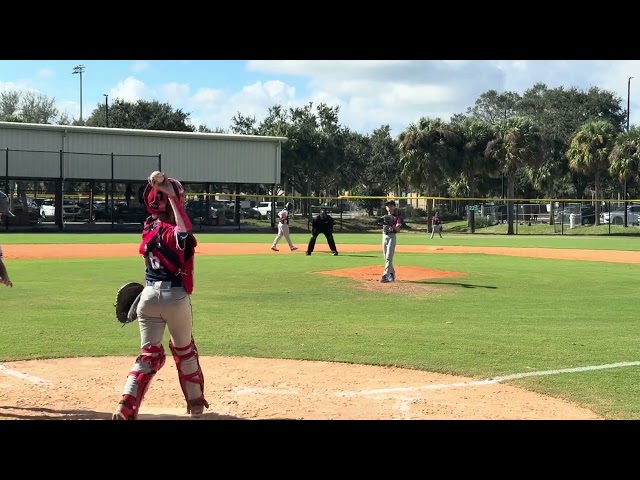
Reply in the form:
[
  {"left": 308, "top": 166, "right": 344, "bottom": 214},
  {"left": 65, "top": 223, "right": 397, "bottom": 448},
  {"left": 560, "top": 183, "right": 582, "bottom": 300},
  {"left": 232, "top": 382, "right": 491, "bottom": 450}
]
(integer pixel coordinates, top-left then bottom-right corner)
[
  {"left": 271, "top": 207, "right": 297, "bottom": 251},
  {"left": 382, "top": 213, "right": 401, "bottom": 280}
]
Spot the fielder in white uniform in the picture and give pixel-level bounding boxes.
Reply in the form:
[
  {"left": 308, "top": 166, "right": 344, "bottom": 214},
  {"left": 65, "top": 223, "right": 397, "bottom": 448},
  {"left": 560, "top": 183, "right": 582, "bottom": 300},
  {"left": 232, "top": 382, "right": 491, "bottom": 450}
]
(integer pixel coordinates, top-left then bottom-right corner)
[
  {"left": 0, "top": 191, "right": 14, "bottom": 288},
  {"left": 271, "top": 202, "right": 298, "bottom": 252}
]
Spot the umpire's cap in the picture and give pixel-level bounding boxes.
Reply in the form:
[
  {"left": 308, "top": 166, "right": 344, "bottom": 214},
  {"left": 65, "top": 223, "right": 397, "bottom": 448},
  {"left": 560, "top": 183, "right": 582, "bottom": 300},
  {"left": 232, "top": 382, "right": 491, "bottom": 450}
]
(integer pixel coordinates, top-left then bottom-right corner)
[
  {"left": 0, "top": 191, "right": 15, "bottom": 217},
  {"left": 385, "top": 199, "right": 396, "bottom": 207}
]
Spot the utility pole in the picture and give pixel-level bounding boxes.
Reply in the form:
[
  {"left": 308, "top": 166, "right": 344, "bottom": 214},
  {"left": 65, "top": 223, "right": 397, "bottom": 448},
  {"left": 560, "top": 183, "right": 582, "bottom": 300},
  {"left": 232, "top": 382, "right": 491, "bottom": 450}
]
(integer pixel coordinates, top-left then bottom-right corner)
[
  {"left": 624, "top": 76, "right": 634, "bottom": 227},
  {"left": 103, "top": 94, "right": 109, "bottom": 127},
  {"left": 72, "top": 65, "right": 86, "bottom": 123}
]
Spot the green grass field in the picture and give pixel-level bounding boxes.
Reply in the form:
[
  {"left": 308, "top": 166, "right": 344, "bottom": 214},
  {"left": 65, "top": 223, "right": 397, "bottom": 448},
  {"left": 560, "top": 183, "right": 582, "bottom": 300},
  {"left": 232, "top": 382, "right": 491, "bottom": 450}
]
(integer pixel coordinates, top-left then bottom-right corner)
[{"left": 2, "top": 231, "right": 640, "bottom": 419}]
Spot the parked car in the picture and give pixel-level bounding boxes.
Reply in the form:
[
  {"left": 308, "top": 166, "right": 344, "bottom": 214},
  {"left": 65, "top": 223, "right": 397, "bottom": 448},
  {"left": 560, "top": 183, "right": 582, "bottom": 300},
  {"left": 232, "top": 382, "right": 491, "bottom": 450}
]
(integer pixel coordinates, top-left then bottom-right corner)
[
  {"left": 229, "top": 203, "right": 262, "bottom": 219},
  {"left": 185, "top": 199, "right": 213, "bottom": 221},
  {"left": 555, "top": 204, "right": 598, "bottom": 226},
  {"left": 3, "top": 197, "right": 41, "bottom": 224},
  {"left": 112, "top": 203, "right": 149, "bottom": 224},
  {"left": 601, "top": 204, "right": 640, "bottom": 225},
  {"left": 39, "top": 199, "right": 85, "bottom": 221},
  {"left": 253, "top": 201, "right": 285, "bottom": 218}
]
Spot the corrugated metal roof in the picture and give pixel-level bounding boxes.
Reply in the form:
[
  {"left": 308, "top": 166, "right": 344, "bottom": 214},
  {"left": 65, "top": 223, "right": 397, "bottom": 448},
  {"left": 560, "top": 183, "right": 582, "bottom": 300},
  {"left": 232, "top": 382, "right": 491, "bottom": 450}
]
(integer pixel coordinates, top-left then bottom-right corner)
[{"left": 0, "top": 121, "right": 288, "bottom": 143}]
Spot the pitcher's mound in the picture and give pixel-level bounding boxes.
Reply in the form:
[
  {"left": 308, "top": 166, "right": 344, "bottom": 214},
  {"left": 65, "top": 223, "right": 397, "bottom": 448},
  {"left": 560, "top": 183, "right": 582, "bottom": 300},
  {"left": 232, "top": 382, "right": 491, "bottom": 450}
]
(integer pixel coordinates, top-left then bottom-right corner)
[
  {"left": 316, "top": 265, "right": 466, "bottom": 282},
  {"left": 315, "top": 265, "right": 466, "bottom": 294}
]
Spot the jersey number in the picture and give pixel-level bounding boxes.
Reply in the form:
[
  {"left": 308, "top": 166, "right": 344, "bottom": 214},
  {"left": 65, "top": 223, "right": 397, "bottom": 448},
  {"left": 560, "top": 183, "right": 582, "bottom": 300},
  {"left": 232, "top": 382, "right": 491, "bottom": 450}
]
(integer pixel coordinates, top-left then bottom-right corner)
[{"left": 148, "top": 252, "right": 162, "bottom": 269}]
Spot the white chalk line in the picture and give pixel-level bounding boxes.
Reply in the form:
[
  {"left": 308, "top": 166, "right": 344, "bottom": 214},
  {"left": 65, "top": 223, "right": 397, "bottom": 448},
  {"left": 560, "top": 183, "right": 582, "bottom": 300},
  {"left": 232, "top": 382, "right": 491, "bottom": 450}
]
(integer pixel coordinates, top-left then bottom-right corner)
[
  {"left": 335, "top": 361, "right": 640, "bottom": 397},
  {"left": 0, "top": 364, "right": 53, "bottom": 386},
  {"left": 232, "top": 386, "right": 300, "bottom": 395},
  {"left": 229, "top": 361, "right": 640, "bottom": 417},
  {"left": 231, "top": 361, "right": 640, "bottom": 402}
]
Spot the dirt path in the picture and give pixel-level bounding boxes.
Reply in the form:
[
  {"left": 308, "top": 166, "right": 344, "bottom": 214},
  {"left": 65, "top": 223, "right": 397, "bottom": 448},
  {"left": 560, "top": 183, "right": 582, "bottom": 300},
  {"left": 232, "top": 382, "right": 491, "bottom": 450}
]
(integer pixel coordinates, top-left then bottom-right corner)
[
  {"left": 1, "top": 241, "right": 622, "bottom": 420},
  {"left": 4, "top": 242, "right": 640, "bottom": 263}
]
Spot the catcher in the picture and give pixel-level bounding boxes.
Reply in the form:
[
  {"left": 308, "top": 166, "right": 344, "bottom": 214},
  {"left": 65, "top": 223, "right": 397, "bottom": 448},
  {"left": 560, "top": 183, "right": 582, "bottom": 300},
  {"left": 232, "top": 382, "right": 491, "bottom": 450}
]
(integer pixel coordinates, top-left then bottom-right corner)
[{"left": 112, "top": 171, "right": 209, "bottom": 420}]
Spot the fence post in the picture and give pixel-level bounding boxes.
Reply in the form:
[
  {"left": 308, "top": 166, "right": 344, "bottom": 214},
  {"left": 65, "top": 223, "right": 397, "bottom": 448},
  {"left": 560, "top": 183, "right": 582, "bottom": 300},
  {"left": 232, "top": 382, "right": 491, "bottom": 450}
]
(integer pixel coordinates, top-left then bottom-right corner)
[
  {"left": 4, "top": 148, "right": 8, "bottom": 231},
  {"left": 235, "top": 183, "right": 241, "bottom": 231},
  {"left": 158, "top": 153, "right": 162, "bottom": 171},
  {"left": 110, "top": 152, "right": 115, "bottom": 230},
  {"left": 58, "top": 150, "right": 64, "bottom": 231}
]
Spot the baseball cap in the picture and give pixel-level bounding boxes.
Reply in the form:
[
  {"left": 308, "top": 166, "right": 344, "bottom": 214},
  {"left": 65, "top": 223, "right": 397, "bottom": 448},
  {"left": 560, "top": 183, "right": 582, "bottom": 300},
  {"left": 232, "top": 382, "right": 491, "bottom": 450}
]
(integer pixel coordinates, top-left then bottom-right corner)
[
  {"left": 0, "top": 191, "right": 15, "bottom": 217},
  {"left": 385, "top": 200, "right": 396, "bottom": 206}
]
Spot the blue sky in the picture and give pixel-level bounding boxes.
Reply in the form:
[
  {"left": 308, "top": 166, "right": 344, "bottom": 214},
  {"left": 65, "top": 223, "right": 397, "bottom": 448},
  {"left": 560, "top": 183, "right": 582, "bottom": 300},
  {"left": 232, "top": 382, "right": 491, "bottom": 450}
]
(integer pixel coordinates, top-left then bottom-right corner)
[{"left": 1, "top": 60, "right": 639, "bottom": 136}]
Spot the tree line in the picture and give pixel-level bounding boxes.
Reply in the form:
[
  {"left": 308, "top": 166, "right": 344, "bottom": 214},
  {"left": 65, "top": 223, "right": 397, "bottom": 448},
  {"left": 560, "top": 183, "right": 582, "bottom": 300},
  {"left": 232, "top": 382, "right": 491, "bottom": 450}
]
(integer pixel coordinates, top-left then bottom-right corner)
[{"left": 1, "top": 83, "right": 639, "bottom": 234}]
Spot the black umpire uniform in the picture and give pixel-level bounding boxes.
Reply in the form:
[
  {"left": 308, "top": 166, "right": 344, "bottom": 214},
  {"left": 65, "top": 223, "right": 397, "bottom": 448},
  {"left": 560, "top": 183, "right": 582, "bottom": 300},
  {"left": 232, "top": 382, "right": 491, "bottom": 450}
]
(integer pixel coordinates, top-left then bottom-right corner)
[{"left": 306, "top": 209, "right": 338, "bottom": 256}]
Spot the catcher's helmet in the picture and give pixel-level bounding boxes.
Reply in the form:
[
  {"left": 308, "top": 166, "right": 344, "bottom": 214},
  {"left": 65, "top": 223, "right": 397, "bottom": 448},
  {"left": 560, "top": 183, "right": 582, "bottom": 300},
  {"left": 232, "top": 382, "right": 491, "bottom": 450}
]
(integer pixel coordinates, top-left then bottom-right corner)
[
  {"left": 285, "top": 202, "right": 294, "bottom": 210},
  {"left": 143, "top": 177, "right": 185, "bottom": 215}
]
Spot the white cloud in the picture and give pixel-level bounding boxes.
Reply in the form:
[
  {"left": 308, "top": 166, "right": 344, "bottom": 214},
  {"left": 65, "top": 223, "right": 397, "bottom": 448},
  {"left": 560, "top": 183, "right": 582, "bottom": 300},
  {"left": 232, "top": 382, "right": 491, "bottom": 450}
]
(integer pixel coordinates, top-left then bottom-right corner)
[
  {"left": 57, "top": 99, "right": 81, "bottom": 120},
  {"left": 109, "top": 76, "right": 154, "bottom": 102},
  {"left": 130, "top": 61, "right": 150, "bottom": 73},
  {"left": 161, "top": 82, "right": 190, "bottom": 104},
  {"left": 97, "top": 60, "right": 640, "bottom": 137},
  {"left": 0, "top": 80, "right": 37, "bottom": 94},
  {"left": 38, "top": 68, "right": 55, "bottom": 79},
  {"left": 191, "top": 87, "right": 224, "bottom": 105}
]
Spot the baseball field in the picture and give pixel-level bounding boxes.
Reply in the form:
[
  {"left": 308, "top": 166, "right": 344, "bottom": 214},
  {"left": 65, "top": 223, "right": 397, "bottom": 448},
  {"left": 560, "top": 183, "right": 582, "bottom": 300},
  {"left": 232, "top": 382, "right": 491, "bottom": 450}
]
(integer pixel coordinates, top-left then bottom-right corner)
[{"left": 1, "top": 231, "right": 639, "bottom": 420}]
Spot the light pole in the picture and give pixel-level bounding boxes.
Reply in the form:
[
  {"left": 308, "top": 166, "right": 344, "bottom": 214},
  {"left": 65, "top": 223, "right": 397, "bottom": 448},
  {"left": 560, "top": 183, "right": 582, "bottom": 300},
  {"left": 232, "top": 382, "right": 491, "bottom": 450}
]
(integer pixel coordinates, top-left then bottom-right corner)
[
  {"left": 72, "top": 65, "right": 85, "bottom": 123},
  {"left": 103, "top": 94, "right": 109, "bottom": 127},
  {"left": 624, "top": 76, "right": 634, "bottom": 227}
]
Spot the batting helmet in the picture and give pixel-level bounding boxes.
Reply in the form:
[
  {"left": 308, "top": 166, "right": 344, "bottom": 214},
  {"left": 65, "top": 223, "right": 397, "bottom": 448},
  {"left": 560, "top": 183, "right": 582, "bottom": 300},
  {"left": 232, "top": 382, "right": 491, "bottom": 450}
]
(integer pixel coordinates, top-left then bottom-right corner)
[
  {"left": 143, "top": 177, "right": 185, "bottom": 215},
  {"left": 285, "top": 202, "right": 294, "bottom": 210}
]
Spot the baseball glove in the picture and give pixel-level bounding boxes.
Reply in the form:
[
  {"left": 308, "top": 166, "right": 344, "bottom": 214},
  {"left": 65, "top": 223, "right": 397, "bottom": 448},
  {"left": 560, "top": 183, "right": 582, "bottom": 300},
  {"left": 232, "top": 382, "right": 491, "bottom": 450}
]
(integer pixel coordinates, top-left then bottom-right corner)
[
  {"left": 115, "top": 282, "right": 144, "bottom": 325},
  {"left": 382, "top": 214, "right": 396, "bottom": 234}
]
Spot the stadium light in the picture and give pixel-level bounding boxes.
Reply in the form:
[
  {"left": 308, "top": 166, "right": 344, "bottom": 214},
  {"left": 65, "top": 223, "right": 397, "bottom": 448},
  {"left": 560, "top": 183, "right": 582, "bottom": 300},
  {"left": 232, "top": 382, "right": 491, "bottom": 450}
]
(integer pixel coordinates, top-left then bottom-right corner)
[
  {"left": 624, "top": 76, "right": 634, "bottom": 227},
  {"left": 72, "top": 65, "right": 85, "bottom": 123},
  {"left": 104, "top": 94, "right": 109, "bottom": 127}
]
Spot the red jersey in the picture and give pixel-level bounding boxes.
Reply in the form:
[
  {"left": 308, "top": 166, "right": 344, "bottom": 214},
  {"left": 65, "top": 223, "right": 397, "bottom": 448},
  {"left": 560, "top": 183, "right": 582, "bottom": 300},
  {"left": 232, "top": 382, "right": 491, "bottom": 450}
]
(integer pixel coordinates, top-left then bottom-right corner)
[{"left": 139, "top": 217, "right": 197, "bottom": 294}]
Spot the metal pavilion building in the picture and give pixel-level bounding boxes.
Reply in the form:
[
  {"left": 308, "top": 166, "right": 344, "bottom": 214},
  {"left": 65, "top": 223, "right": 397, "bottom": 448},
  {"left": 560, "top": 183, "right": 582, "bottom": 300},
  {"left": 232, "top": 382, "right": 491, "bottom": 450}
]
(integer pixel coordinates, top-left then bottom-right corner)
[{"left": 0, "top": 121, "right": 288, "bottom": 229}]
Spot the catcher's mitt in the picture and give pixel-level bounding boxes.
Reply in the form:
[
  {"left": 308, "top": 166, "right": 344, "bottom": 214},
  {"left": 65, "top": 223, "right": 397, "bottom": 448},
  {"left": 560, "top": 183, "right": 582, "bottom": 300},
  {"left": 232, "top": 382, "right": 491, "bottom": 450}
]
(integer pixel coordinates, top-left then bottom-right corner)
[
  {"left": 382, "top": 214, "right": 396, "bottom": 235},
  {"left": 115, "top": 282, "right": 144, "bottom": 325}
]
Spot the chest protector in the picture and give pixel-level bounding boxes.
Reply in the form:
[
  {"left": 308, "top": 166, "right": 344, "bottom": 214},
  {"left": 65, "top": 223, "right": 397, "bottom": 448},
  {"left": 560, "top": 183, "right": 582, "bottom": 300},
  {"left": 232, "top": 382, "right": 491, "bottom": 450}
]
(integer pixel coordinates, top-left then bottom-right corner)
[{"left": 139, "top": 219, "right": 197, "bottom": 295}]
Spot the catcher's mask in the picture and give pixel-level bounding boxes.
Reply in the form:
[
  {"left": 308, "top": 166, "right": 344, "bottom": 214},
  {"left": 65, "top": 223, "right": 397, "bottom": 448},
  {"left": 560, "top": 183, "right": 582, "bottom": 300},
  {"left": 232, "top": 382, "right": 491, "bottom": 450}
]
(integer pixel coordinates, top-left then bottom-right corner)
[{"left": 143, "top": 177, "right": 185, "bottom": 215}]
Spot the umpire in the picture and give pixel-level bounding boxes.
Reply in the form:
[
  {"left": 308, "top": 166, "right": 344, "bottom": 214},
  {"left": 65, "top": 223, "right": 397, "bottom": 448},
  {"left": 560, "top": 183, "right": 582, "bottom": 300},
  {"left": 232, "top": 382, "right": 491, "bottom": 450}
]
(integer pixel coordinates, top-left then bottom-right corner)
[{"left": 306, "top": 208, "right": 338, "bottom": 256}]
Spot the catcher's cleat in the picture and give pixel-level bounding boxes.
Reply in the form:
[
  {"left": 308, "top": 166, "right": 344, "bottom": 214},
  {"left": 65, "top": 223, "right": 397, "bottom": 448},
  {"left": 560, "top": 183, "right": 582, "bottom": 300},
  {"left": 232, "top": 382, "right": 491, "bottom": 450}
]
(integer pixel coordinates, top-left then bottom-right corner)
[
  {"left": 188, "top": 397, "right": 209, "bottom": 418},
  {"left": 112, "top": 398, "right": 136, "bottom": 420}
]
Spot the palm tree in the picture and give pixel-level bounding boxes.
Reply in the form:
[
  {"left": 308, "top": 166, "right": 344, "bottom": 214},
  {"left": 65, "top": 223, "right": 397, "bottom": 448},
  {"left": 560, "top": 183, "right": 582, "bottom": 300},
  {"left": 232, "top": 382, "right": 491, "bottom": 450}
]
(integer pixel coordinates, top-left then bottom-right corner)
[
  {"left": 449, "top": 117, "right": 497, "bottom": 232},
  {"left": 485, "top": 117, "right": 547, "bottom": 235},
  {"left": 566, "top": 119, "right": 617, "bottom": 226},
  {"left": 609, "top": 125, "right": 640, "bottom": 194},
  {"left": 397, "top": 117, "right": 457, "bottom": 225}
]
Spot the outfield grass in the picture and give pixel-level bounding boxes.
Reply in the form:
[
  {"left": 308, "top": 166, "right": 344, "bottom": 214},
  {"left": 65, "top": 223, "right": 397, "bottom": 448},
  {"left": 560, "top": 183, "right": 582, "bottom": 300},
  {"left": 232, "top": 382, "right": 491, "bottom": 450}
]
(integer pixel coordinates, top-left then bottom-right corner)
[{"left": 1, "top": 232, "right": 640, "bottom": 419}]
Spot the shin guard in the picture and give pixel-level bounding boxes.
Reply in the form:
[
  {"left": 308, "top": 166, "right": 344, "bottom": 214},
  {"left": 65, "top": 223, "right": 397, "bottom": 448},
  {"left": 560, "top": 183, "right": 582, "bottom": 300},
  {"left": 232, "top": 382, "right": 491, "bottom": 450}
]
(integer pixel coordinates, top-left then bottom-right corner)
[
  {"left": 117, "top": 345, "right": 166, "bottom": 420},
  {"left": 169, "top": 337, "right": 209, "bottom": 414}
]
